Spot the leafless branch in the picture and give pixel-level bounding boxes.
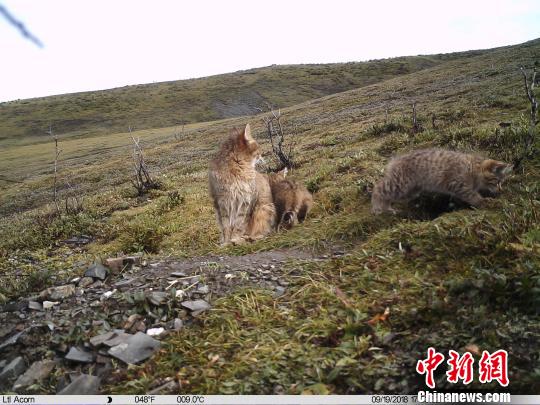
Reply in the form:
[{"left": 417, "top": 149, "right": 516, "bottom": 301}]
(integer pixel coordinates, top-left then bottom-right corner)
[
  {"left": 261, "top": 106, "right": 297, "bottom": 170},
  {"left": 130, "top": 127, "right": 160, "bottom": 195},
  {"left": 173, "top": 121, "right": 186, "bottom": 140},
  {"left": 514, "top": 67, "right": 538, "bottom": 169},
  {"left": 47, "top": 125, "right": 62, "bottom": 214},
  {"left": 411, "top": 102, "right": 423, "bottom": 135}
]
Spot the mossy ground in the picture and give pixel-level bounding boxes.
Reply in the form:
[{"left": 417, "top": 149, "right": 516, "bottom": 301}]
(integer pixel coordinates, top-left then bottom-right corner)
[{"left": 1, "top": 39, "right": 539, "bottom": 393}]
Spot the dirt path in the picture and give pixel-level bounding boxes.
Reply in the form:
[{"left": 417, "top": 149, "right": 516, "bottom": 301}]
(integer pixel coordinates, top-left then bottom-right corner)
[{"left": 0, "top": 248, "right": 339, "bottom": 394}]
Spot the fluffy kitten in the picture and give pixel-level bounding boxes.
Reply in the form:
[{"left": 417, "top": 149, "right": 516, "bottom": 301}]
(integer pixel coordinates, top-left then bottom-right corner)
[
  {"left": 269, "top": 168, "right": 313, "bottom": 229},
  {"left": 372, "top": 148, "right": 512, "bottom": 214}
]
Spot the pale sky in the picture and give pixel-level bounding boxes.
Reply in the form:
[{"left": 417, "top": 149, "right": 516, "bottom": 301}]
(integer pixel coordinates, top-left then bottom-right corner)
[{"left": 1, "top": 0, "right": 539, "bottom": 102}]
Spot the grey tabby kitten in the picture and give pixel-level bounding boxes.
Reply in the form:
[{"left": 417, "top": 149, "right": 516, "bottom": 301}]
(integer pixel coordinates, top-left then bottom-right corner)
[{"left": 372, "top": 148, "right": 512, "bottom": 214}]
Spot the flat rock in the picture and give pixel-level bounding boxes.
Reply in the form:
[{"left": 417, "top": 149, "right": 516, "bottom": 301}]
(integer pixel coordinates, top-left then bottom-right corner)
[
  {"left": 170, "top": 271, "right": 187, "bottom": 278},
  {"left": 0, "top": 331, "right": 23, "bottom": 350},
  {"left": 65, "top": 347, "right": 94, "bottom": 363},
  {"left": 89, "top": 331, "right": 115, "bottom": 347},
  {"left": 85, "top": 263, "right": 109, "bottom": 280},
  {"left": 57, "top": 374, "right": 100, "bottom": 394},
  {"left": 181, "top": 299, "right": 211, "bottom": 313},
  {"left": 28, "top": 301, "right": 43, "bottom": 311},
  {"left": 40, "top": 284, "right": 76, "bottom": 301},
  {"left": 114, "top": 278, "right": 135, "bottom": 288},
  {"left": 89, "top": 329, "right": 132, "bottom": 348},
  {"left": 108, "top": 332, "right": 160, "bottom": 364},
  {"left": 12, "top": 360, "right": 55, "bottom": 391},
  {"left": 0, "top": 357, "right": 26, "bottom": 388},
  {"left": 103, "top": 331, "right": 132, "bottom": 347},
  {"left": 148, "top": 291, "right": 168, "bottom": 306}
]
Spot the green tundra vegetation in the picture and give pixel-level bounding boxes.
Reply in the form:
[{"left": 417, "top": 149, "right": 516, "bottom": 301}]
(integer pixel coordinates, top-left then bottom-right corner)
[{"left": 0, "top": 38, "right": 538, "bottom": 393}]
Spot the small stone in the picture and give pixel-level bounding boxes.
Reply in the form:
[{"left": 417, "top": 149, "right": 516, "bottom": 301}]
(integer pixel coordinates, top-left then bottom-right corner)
[
  {"left": 12, "top": 360, "right": 55, "bottom": 391},
  {"left": 123, "top": 314, "right": 146, "bottom": 333},
  {"left": 273, "top": 286, "right": 286, "bottom": 298},
  {"left": 101, "top": 289, "right": 116, "bottom": 300},
  {"left": 0, "top": 357, "right": 26, "bottom": 388},
  {"left": 65, "top": 347, "right": 94, "bottom": 363},
  {"left": 90, "top": 331, "right": 115, "bottom": 347},
  {"left": 28, "top": 301, "right": 43, "bottom": 311},
  {"left": 63, "top": 235, "right": 92, "bottom": 245},
  {"left": 57, "top": 374, "right": 100, "bottom": 394},
  {"left": 108, "top": 332, "right": 160, "bottom": 364},
  {"left": 173, "top": 318, "right": 183, "bottom": 331},
  {"left": 43, "top": 301, "right": 59, "bottom": 310},
  {"left": 107, "top": 256, "right": 142, "bottom": 272},
  {"left": 181, "top": 299, "right": 211, "bottom": 313},
  {"left": 170, "top": 271, "right": 187, "bottom": 278},
  {"left": 148, "top": 291, "right": 168, "bottom": 306},
  {"left": 197, "top": 285, "right": 210, "bottom": 294},
  {"left": 148, "top": 379, "right": 178, "bottom": 394},
  {"left": 40, "top": 284, "right": 76, "bottom": 301},
  {"left": 78, "top": 277, "right": 94, "bottom": 288},
  {"left": 114, "top": 278, "right": 134, "bottom": 288},
  {"left": 70, "top": 277, "right": 81, "bottom": 284},
  {"left": 84, "top": 263, "right": 109, "bottom": 280},
  {"left": 104, "top": 257, "right": 124, "bottom": 272},
  {"left": 146, "top": 327, "right": 165, "bottom": 337},
  {"left": 90, "top": 280, "right": 104, "bottom": 289}
]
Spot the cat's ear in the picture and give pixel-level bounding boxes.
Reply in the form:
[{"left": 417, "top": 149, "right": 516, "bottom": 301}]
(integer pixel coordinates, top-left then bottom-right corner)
[
  {"left": 481, "top": 159, "right": 511, "bottom": 176},
  {"left": 243, "top": 123, "right": 254, "bottom": 143}
]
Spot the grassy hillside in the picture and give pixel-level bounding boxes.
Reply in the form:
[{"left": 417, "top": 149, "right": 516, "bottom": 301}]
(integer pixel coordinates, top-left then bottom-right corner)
[
  {"left": 0, "top": 39, "right": 539, "bottom": 394},
  {"left": 0, "top": 49, "right": 491, "bottom": 148}
]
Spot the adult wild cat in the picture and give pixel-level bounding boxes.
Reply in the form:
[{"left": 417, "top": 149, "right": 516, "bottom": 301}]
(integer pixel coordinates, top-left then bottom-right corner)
[
  {"left": 372, "top": 148, "right": 512, "bottom": 214},
  {"left": 209, "top": 124, "right": 275, "bottom": 245}
]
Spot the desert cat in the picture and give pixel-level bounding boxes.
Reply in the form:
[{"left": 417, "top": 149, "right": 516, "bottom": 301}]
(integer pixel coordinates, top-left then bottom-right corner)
[
  {"left": 269, "top": 168, "right": 313, "bottom": 229},
  {"left": 372, "top": 148, "right": 512, "bottom": 214},
  {"left": 209, "top": 124, "right": 275, "bottom": 245}
]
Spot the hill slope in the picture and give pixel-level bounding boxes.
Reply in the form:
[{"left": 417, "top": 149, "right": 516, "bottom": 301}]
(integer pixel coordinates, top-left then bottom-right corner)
[{"left": 0, "top": 48, "right": 492, "bottom": 146}]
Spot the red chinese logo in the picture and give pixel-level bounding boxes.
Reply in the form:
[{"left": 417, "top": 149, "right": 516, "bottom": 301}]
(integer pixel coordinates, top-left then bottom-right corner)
[
  {"left": 478, "top": 349, "right": 509, "bottom": 387},
  {"left": 446, "top": 350, "right": 474, "bottom": 384},
  {"left": 416, "top": 347, "right": 445, "bottom": 389},
  {"left": 417, "top": 348, "right": 509, "bottom": 388}
]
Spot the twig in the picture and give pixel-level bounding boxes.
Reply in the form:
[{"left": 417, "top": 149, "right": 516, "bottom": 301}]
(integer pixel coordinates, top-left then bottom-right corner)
[
  {"left": 261, "top": 105, "right": 296, "bottom": 170},
  {"left": 514, "top": 67, "right": 538, "bottom": 169},
  {"left": 47, "top": 125, "right": 62, "bottom": 214}
]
